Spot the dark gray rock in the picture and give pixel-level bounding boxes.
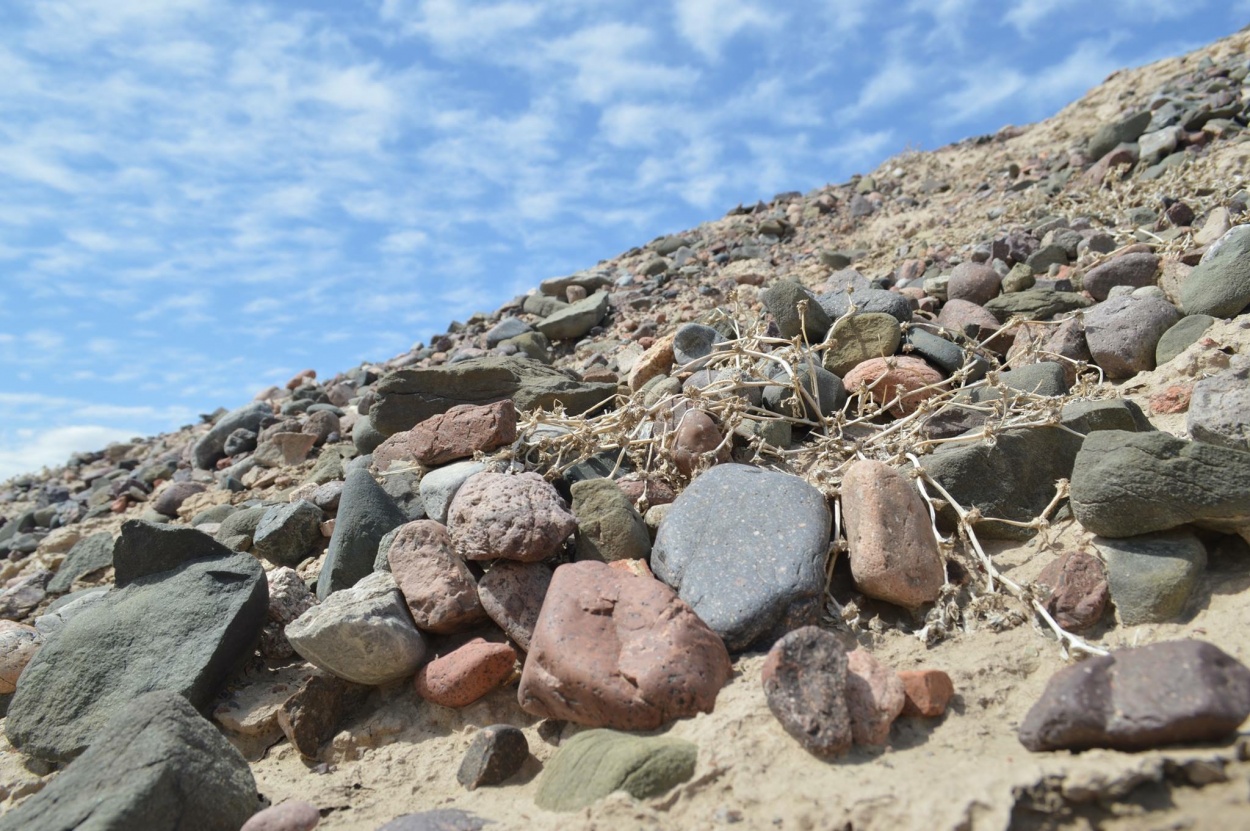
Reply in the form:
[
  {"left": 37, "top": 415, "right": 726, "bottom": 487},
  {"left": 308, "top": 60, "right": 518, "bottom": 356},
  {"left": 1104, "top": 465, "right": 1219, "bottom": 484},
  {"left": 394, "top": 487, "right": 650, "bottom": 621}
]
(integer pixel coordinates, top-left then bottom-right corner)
[
  {"left": 1083, "top": 252, "right": 1160, "bottom": 301},
  {"left": 1018, "top": 640, "right": 1250, "bottom": 752},
  {"left": 983, "top": 288, "right": 1092, "bottom": 323},
  {"left": 222, "top": 427, "right": 258, "bottom": 457},
  {"left": 1156, "top": 314, "right": 1216, "bottom": 365},
  {"left": 1180, "top": 225, "right": 1250, "bottom": 317},
  {"left": 1060, "top": 398, "right": 1153, "bottom": 434},
  {"left": 317, "top": 469, "right": 407, "bottom": 600},
  {"left": 377, "top": 810, "right": 491, "bottom": 831},
  {"left": 47, "top": 532, "right": 114, "bottom": 594},
  {"left": 1187, "top": 360, "right": 1250, "bottom": 450},
  {"left": 215, "top": 506, "right": 267, "bottom": 552},
  {"left": 762, "top": 361, "right": 847, "bottom": 420},
  {"left": 0, "top": 691, "right": 257, "bottom": 831},
  {"left": 1087, "top": 110, "right": 1152, "bottom": 160},
  {"left": 1083, "top": 294, "right": 1181, "bottom": 379},
  {"left": 817, "top": 288, "right": 912, "bottom": 323},
  {"left": 5, "top": 536, "right": 267, "bottom": 762},
  {"left": 763, "top": 281, "right": 831, "bottom": 342},
  {"left": 352, "top": 414, "right": 386, "bottom": 455},
  {"left": 761, "top": 626, "right": 852, "bottom": 757},
  {"left": 0, "top": 570, "right": 50, "bottom": 620},
  {"left": 484, "top": 317, "right": 531, "bottom": 348},
  {"left": 112, "top": 519, "right": 236, "bottom": 587},
  {"left": 192, "top": 401, "right": 272, "bottom": 470},
  {"left": 1095, "top": 530, "right": 1207, "bottom": 625},
  {"left": 672, "top": 323, "right": 726, "bottom": 366},
  {"left": 371, "top": 357, "right": 615, "bottom": 437},
  {"left": 457, "top": 724, "right": 530, "bottom": 790},
  {"left": 1070, "top": 431, "right": 1250, "bottom": 539},
  {"left": 252, "top": 501, "right": 324, "bottom": 567},
  {"left": 652, "top": 464, "right": 831, "bottom": 651}
]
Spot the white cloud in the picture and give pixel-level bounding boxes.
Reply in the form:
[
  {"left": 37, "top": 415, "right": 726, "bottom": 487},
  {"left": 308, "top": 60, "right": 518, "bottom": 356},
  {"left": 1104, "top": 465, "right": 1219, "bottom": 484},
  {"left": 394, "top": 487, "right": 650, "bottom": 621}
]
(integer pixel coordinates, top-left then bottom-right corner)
[
  {"left": 0, "top": 425, "right": 142, "bottom": 481},
  {"left": 380, "top": 229, "right": 430, "bottom": 253},
  {"left": 851, "top": 58, "right": 919, "bottom": 113},
  {"left": 381, "top": 0, "right": 543, "bottom": 52},
  {"left": 673, "top": 0, "right": 777, "bottom": 61},
  {"left": 543, "top": 23, "right": 698, "bottom": 104},
  {"left": 939, "top": 67, "right": 1028, "bottom": 124},
  {"left": 1003, "top": 0, "right": 1077, "bottom": 31}
]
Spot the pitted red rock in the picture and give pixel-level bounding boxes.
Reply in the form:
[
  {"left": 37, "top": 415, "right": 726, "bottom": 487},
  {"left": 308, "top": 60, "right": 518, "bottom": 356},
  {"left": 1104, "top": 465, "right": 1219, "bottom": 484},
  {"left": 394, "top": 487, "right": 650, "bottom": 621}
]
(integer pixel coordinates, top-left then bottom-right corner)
[
  {"left": 518, "top": 561, "right": 732, "bottom": 730},
  {"left": 448, "top": 472, "right": 576, "bottom": 563},
  {"left": 373, "top": 399, "right": 516, "bottom": 470},
  {"left": 845, "top": 648, "right": 905, "bottom": 746},
  {"left": 389, "top": 520, "right": 488, "bottom": 634},
  {"left": 841, "top": 357, "right": 946, "bottom": 417},
  {"left": 415, "top": 638, "right": 517, "bottom": 708},
  {"left": 1036, "top": 550, "right": 1109, "bottom": 632}
]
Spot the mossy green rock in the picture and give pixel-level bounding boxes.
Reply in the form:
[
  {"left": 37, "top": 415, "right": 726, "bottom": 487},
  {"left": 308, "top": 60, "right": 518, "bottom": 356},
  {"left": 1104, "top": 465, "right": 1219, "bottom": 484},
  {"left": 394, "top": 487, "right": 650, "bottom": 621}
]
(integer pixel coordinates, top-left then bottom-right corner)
[
  {"left": 570, "top": 478, "right": 651, "bottom": 563},
  {"left": 823, "top": 313, "right": 901, "bottom": 376},
  {"left": 535, "top": 729, "right": 697, "bottom": 811}
]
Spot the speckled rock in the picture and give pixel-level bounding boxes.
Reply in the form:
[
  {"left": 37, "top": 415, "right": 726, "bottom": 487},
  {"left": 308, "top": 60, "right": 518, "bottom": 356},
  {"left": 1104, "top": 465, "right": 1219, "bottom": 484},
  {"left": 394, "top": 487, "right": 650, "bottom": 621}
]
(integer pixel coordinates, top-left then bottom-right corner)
[
  {"left": 842, "top": 356, "right": 946, "bottom": 417},
  {"left": 317, "top": 469, "right": 408, "bottom": 600},
  {"left": 477, "top": 561, "right": 552, "bottom": 652},
  {"left": 259, "top": 567, "right": 317, "bottom": 661},
  {"left": 1095, "top": 530, "right": 1207, "bottom": 625},
  {"left": 672, "top": 323, "right": 726, "bottom": 365},
  {"left": 845, "top": 648, "right": 905, "bottom": 746},
  {"left": 0, "top": 621, "right": 42, "bottom": 694},
  {"left": 1083, "top": 252, "right": 1160, "bottom": 301},
  {"left": 817, "top": 287, "right": 912, "bottom": 323},
  {"left": 1187, "top": 361, "right": 1250, "bottom": 450},
  {"left": 448, "top": 472, "right": 576, "bottom": 563},
  {"left": 253, "top": 500, "right": 324, "bottom": 567},
  {"left": 1019, "top": 640, "right": 1250, "bottom": 752},
  {"left": 419, "top": 461, "right": 486, "bottom": 524},
  {"left": 1035, "top": 551, "right": 1108, "bottom": 632},
  {"left": 651, "top": 464, "right": 831, "bottom": 651},
  {"left": 389, "top": 520, "right": 486, "bottom": 634},
  {"left": 415, "top": 638, "right": 516, "bottom": 708},
  {"left": 374, "top": 399, "right": 516, "bottom": 469},
  {"left": 457, "top": 724, "right": 530, "bottom": 790},
  {"left": 761, "top": 626, "right": 852, "bottom": 757},
  {"left": 1083, "top": 294, "right": 1181, "bottom": 379},
  {"left": 534, "top": 729, "right": 697, "bottom": 812},
  {"left": 518, "top": 561, "right": 731, "bottom": 729}
]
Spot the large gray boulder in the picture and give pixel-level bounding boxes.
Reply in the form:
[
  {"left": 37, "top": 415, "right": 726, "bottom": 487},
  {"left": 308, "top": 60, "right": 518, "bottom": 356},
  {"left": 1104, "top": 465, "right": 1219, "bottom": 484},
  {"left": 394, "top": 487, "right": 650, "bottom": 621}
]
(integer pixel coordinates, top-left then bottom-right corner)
[
  {"left": 651, "top": 464, "right": 831, "bottom": 651},
  {"left": 371, "top": 356, "right": 616, "bottom": 436},
  {"left": 5, "top": 525, "right": 267, "bottom": 762},
  {"left": 535, "top": 292, "right": 609, "bottom": 341},
  {"left": 0, "top": 691, "right": 258, "bottom": 831}
]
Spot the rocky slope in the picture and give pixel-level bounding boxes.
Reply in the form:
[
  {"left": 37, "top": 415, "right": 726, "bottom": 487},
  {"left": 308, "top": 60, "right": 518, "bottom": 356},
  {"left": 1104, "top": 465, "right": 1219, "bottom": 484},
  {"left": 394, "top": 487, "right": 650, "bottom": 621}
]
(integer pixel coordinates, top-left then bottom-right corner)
[{"left": 3, "top": 25, "right": 1250, "bottom": 831}]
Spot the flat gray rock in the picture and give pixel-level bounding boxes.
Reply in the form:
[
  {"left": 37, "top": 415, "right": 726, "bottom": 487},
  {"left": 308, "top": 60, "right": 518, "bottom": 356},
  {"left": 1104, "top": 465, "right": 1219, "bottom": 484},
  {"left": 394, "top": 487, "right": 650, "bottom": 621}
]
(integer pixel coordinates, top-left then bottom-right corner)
[
  {"left": 371, "top": 356, "right": 616, "bottom": 436},
  {"left": 1187, "top": 359, "right": 1250, "bottom": 450},
  {"left": 317, "top": 469, "right": 407, "bottom": 600},
  {"left": 817, "top": 287, "right": 912, "bottom": 323},
  {"left": 1156, "top": 314, "right": 1216, "bottom": 365},
  {"left": 535, "top": 292, "right": 609, "bottom": 341},
  {"left": 0, "top": 691, "right": 257, "bottom": 831},
  {"left": 6, "top": 535, "right": 267, "bottom": 762},
  {"left": 651, "top": 464, "right": 831, "bottom": 651},
  {"left": 419, "top": 461, "right": 486, "bottom": 524},
  {"left": 1070, "top": 430, "right": 1250, "bottom": 539},
  {"left": 763, "top": 281, "right": 831, "bottom": 342},
  {"left": 47, "top": 532, "right": 114, "bottom": 594},
  {"left": 1095, "top": 530, "right": 1207, "bottom": 625},
  {"left": 983, "top": 288, "right": 1091, "bottom": 323}
]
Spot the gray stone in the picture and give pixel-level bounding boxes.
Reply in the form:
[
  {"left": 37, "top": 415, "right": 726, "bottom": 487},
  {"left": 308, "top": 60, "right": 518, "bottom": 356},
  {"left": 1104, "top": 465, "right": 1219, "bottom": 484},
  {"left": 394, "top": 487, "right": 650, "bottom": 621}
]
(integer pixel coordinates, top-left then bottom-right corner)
[
  {"left": 535, "top": 292, "right": 609, "bottom": 341},
  {"left": 477, "top": 561, "right": 551, "bottom": 652},
  {"left": 457, "top": 724, "right": 529, "bottom": 790},
  {"left": 652, "top": 464, "right": 831, "bottom": 651},
  {"left": 420, "top": 461, "right": 486, "bottom": 524},
  {"left": 152, "top": 481, "right": 206, "bottom": 518},
  {"left": 762, "top": 361, "right": 848, "bottom": 420},
  {"left": 484, "top": 317, "right": 531, "bottom": 348},
  {"left": 823, "top": 313, "right": 901, "bottom": 376},
  {"left": 983, "top": 288, "right": 1092, "bottom": 323},
  {"left": 193, "top": 401, "right": 272, "bottom": 470},
  {"left": 352, "top": 413, "right": 386, "bottom": 455},
  {"left": 1095, "top": 530, "right": 1207, "bottom": 625},
  {"left": 522, "top": 293, "right": 567, "bottom": 317},
  {"left": 1083, "top": 294, "right": 1181, "bottom": 379},
  {"left": 372, "top": 356, "right": 615, "bottom": 436},
  {"left": 761, "top": 626, "right": 851, "bottom": 757},
  {"left": 111, "top": 519, "right": 237, "bottom": 588},
  {"left": 672, "top": 323, "right": 725, "bottom": 366},
  {"left": 287, "top": 572, "right": 426, "bottom": 685},
  {"left": 33, "top": 587, "right": 110, "bottom": 638},
  {"left": 1083, "top": 252, "right": 1160, "bottom": 301},
  {"left": 1156, "top": 314, "right": 1216, "bottom": 365},
  {"left": 317, "top": 469, "right": 407, "bottom": 600},
  {"left": 817, "top": 288, "right": 912, "bottom": 323},
  {"left": 252, "top": 501, "right": 324, "bottom": 567},
  {"left": 377, "top": 810, "right": 490, "bottom": 831},
  {"left": 215, "top": 506, "right": 267, "bottom": 552},
  {"left": 904, "top": 327, "right": 988, "bottom": 380},
  {"left": 6, "top": 540, "right": 267, "bottom": 762},
  {"left": 535, "top": 729, "right": 697, "bottom": 812},
  {"left": 1187, "top": 361, "right": 1250, "bottom": 450},
  {"left": 0, "top": 691, "right": 257, "bottom": 831},
  {"left": 1060, "top": 399, "right": 1153, "bottom": 434},
  {"left": 1087, "top": 110, "right": 1152, "bottom": 160},
  {"left": 1180, "top": 225, "right": 1250, "bottom": 317},
  {"left": 763, "top": 281, "right": 831, "bottom": 342},
  {"left": 570, "top": 478, "right": 650, "bottom": 563},
  {"left": 1070, "top": 431, "right": 1250, "bottom": 539},
  {"left": 47, "top": 532, "right": 114, "bottom": 594},
  {"left": 1018, "top": 640, "right": 1250, "bottom": 752}
]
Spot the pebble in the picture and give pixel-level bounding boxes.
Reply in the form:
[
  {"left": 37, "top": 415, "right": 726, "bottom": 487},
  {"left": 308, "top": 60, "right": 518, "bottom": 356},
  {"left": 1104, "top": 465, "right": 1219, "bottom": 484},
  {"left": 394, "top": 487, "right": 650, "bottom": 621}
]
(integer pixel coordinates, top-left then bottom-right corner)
[
  {"left": 1082, "top": 252, "right": 1160, "bottom": 301},
  {"left": 761, "top": 626, "right": 852, "bottom": 757},
  {"left": 457, "top": 724, "right": 530, "bottom": 790},
  {"left": 823, "top": 313, "right": 902, "bottom": 376},
  {"left": 842, "top": 356, "right": 946, "bottom": 417},
  {"left": 240, "top": 801, "right": 321, "bottom": 831},
  {"left": 536, "top": 291, "right": 609, "bottom": 340},
  {"left": 277, "top": 669, "right": 366, "bottom": 758},
  {"left": 763, "top": 280, "right": 831, "bottom": 342},
  {"left": 1019, "top": 640, "right": 1250, "bottom": 752},
  {"left": 1034, "top": 551, "right": 1108, "bottom": 632},
  {"left": 1181, "top": 224, "right": 1250, "bottom": 316},
  {"left": 388, "top": 520, "right": 487, "bottom": 634},
  {"left": 762, "top": 361, "right": 847, "bottom": 418},
  {"left": 672, "top": 322, "right": 726, "bottom": 365},
  {"left": 418, "top": 460, "right": 486, "bottom": 524},
  {"left": 946, "top": 262, "right": 1002, "bottom": 306},
  {"left": 317, "top": 468, "right": 408, "bottom": 600},
  {"left": 476, "top": 561, "right": 552, "bottom": 652},
  {"left": 518, "top": 561, "right": 731, "bottom": 729},
  {"left": 415, "top": 638, "right": 516, "bottom": 708},
  {"left": 845, "top": 648, "right": 905, "bottom": 746},
  {"left": 252, "top": 500, "right": 324, "bottom": 567},
  {"left": 373, "top": 399, "right": 516, "bottom": 469},
  {"left": 253, "top": 432, "right": 318, "bottom": 467},
  {"left": 670, "top": 409, "right": 728, "bottom": 476},
  {"left": 841, "top": 460, "right": 944, "bottom": 609},
  {"left": 151, "top": 481, "right": 206, "bottom": 518},
  {"left": 260, "top": 567, "right": 316, "bottom": 660},
  {"left": 448, "top": 471, "right": 576, "bottom": 563},
  {"left": 898, "top": 669, "right": 955, "bottom": 718},
  {"left": 817, "top": 287, "right": 912, "bottom": 323}
]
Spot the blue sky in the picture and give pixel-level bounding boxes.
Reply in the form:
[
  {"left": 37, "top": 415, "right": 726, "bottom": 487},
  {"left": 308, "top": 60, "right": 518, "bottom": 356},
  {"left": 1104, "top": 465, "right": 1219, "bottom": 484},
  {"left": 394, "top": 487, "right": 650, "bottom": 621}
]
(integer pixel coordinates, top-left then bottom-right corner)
[{"left": 2, "top": 0, "right": 1248, "bottom": 480}]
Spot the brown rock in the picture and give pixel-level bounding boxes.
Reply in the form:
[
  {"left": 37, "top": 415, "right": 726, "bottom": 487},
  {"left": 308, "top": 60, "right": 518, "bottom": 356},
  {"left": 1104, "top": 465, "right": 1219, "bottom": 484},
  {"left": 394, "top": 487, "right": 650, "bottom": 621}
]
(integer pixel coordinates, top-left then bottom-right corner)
[
  {"left": 152, "top": 481, "right": 206, "bottom": 518},
  {"left": 898, "top": 669, "right": 955, "bottom": 717},
  {"left": 1083, "top": 146, "right": 1136, "bottom": 187},
  {"left": 415, "top": 638, "right": 517, "bottom": 708},
  {"left": 761, "top": 626, "right": 852, "bottom": 757},
  {"left": 937, "top": 299, "right": 1011, "bottom": 352},
  {"left": 285, "top": 369, "right": 316, "bottom": 390},
  {"left": 518, "top": 561, "right": 732, "bottom": 730},
  {"left": 845, "top": 648, "right": 905, "bottom": 746},
  {"left": 374, "top": 400, "right": 517, "bottom": 470},
  {"left": 254, "top": 432, "right": 318, "bottom": 468},
  {"left": 1008, "top": 317, "right": 1091, "bottom": 387},
  {"left": 615, "top": 477, "right": 677, "bottom": 508},
  {"left": 389, "top": 520, "right": 486, "bottom": 634},
  {"left": 842, "top": 356, "right": 947, "bottom": 417},
  {"left": 1083, "top": 252, "right": 1160, "bottom": 301},
  {"left": 671, "top": 409, "right": 728, "bottom": 476},
  {"left": 457, "top": 724, "right": 530, "bottom": 790},
  {"left": 841, "top": 460, "right": 945, "bottom": 610},
  {"left": 1035, "top": 550, "right": 1109, "bottom": 632},
  {"left": 1150, "top": 383, "right": 1192, "bottom": 415},
  {"left": 477, "top": 561, "right": 552, "bottom": 652},
  {"left": 260, "top": 567, "right": 317, "bottom": 661},
  {"left": 241, "top": 800, "right": 321, "bottom": 831},
  {"left": 627, "top": 335, "right": 675, "bottom": 392},
  {"left": 0, "top": 621, "right": 42, "bottom": 694},
  {"left": 448, "top": 471, "right": 576, "bottom": 563},
  {"left": 947, "top": 262, "right": 1002, "bottom": 306},
  {"left": 276, "top": 669, "right": 367, "bottom": 758}
]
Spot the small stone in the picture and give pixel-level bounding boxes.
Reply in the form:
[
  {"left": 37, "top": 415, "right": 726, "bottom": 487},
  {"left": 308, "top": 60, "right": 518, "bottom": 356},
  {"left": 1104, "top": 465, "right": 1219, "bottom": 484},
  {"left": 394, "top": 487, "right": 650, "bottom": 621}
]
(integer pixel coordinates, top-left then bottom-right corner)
[
  {"left": 762, "top": 361, "right": 847, "bottom": 419},
  {"left": 534, "top": 729, "right": 697, "bottom": 812},
  {"left": 1018, "top": 640, "right": 1250, "bottom": 752},
  {"left": 1187, "top": 361, "right": 1250, "bottom": 450},
  {"left": 276, "top": 669, "right": 366, "bottom": 758},
  {"left": 375, "top": 809, "right": 490, "bottom": 831},
  {"left": 457, "top": 724, "right": 530, "bottom": 790},
  {"left": 1150, "top": 384, "right": 1193, "bottom": 415},
  {"left": 626, "top": 334, "right": 675, "bottom": 392},
  {"left": 1087, "top": 109, "right": 1152, "bottom": 160},
  {"left": 47, "top": 531, "right": 114, "bottom": 594},
  {"left": 571, "top": 478, "right": 651, "bottom": 563},
  {"left": 389, "top": 520, "right": 487, "bottom": 634},
  {"left": 536, "top": 291, "right": 609, "bottom": 340},
  {"left": 252, "top": 500, "right": 324, "bottom": 567},
  {"left": 415, "top": 638, "right": 516, "bottom": 708},
  {"left": 302, "top": 410, "right": 340, "bottom": 446},
  {"left": 152, "top": 481, "right": 206, "bottom": 518},
  {"left": 842, "top": 356, "right": 946, "bottom": 417},
  {"left": 241, "top": 801, "right": 321, "bottom": 831},
  {"left": 761, "top": 626, "right": 852, "bottom": 757},
  {"left": 477, "top": 561, "right": 552, "bottom": 652},
  {"left": 1083, "top": 252, "right": 1160, "bottom": 301},
  {"left": 0, "top": 621, "right": 42, "bottom": 694},
  {"left": 1095, "top": 530, "right": 1206, "bottom": 625},
  {"left": 898, "top": 670, "right": 954, "bottom": 718},
  {"left": 254, "top": 432, "right": 318, "bottom": 467},
  {"left": 1180, "top": 225, "right": 1250, "bottom": 317},
  {"left": 845, "top": 648, "right": 905, "bottom": 746},
  {"left": 193, "top": 401, "right": 272, "bottom": 469},
  {"left": 317, "top": 469, "right": 408, "bottom": 600},
  {"left": 763, "top": 280, "right": 831, "bottom": 342},
  {"left": 670, "top": 409, "right": 728, "bottom": 477},
  {"left": 419, "top": 460, "right": 486, "bottom": 524},
  {"left": 841, "top": 460, "right": 944, "bottom": 609},
  {"left": 260, "top": 568, "right": 316, "bottom": 660},
  {"left": 672, "top": 323, "right": 726, "bottom": 365},
  {"left": 1155, "top": 314, "right": 1216, "bottom": 365},
  {"left": 1035, "top": 551, "right": 1108, "bottom": 632},
  {"left": 448, "top": 472, "right": 576, "bottom": 563}
]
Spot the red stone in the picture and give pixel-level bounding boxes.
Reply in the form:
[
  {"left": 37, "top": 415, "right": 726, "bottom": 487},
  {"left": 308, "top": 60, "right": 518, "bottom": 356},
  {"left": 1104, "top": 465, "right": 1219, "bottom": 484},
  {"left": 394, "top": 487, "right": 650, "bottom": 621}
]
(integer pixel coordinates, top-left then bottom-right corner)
[
  {"left": 1150, "top": 384, "right": 1192, "bottom": 415},
  {"left": 898, "top": 669, "right": 955, "bottom": 717},
  {"left": 415, "top": 638, "right": 517, "bottom": 708},
  {"left": 374, "top": 399, "right": 517, "bottom": 470},
  {"left": 671, "top": 409, "right": 728, "bottom": 476},
  {"left": 448, "top": 472, "right": 575, "bottom": 563},
  {"left": 845, "top": 649, "right": 905, "bottom": 745},
  {"left": 842, "top": 356, "right": 947, "bottom": 417},
  {"left": 1036, "top": 550, "right": 1108, "bottom": 632},
  {"left": 389, "top": 520, "right": 487, "bottom": 635}
]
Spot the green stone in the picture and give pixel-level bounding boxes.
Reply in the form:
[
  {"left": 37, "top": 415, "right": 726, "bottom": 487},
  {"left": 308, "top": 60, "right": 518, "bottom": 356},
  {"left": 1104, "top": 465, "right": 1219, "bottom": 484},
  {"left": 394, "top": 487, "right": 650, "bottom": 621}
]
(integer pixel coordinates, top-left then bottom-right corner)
[{"left": 535, "top": 729, "right": 697, "bottom": 812}]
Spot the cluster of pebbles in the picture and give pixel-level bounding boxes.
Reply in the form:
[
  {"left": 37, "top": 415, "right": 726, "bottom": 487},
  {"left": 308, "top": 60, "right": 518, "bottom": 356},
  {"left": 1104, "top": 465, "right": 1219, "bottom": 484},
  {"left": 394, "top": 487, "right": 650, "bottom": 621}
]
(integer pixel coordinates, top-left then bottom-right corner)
[{"left": 4, "top": 28, "right": 1250, "bottom": 831}]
